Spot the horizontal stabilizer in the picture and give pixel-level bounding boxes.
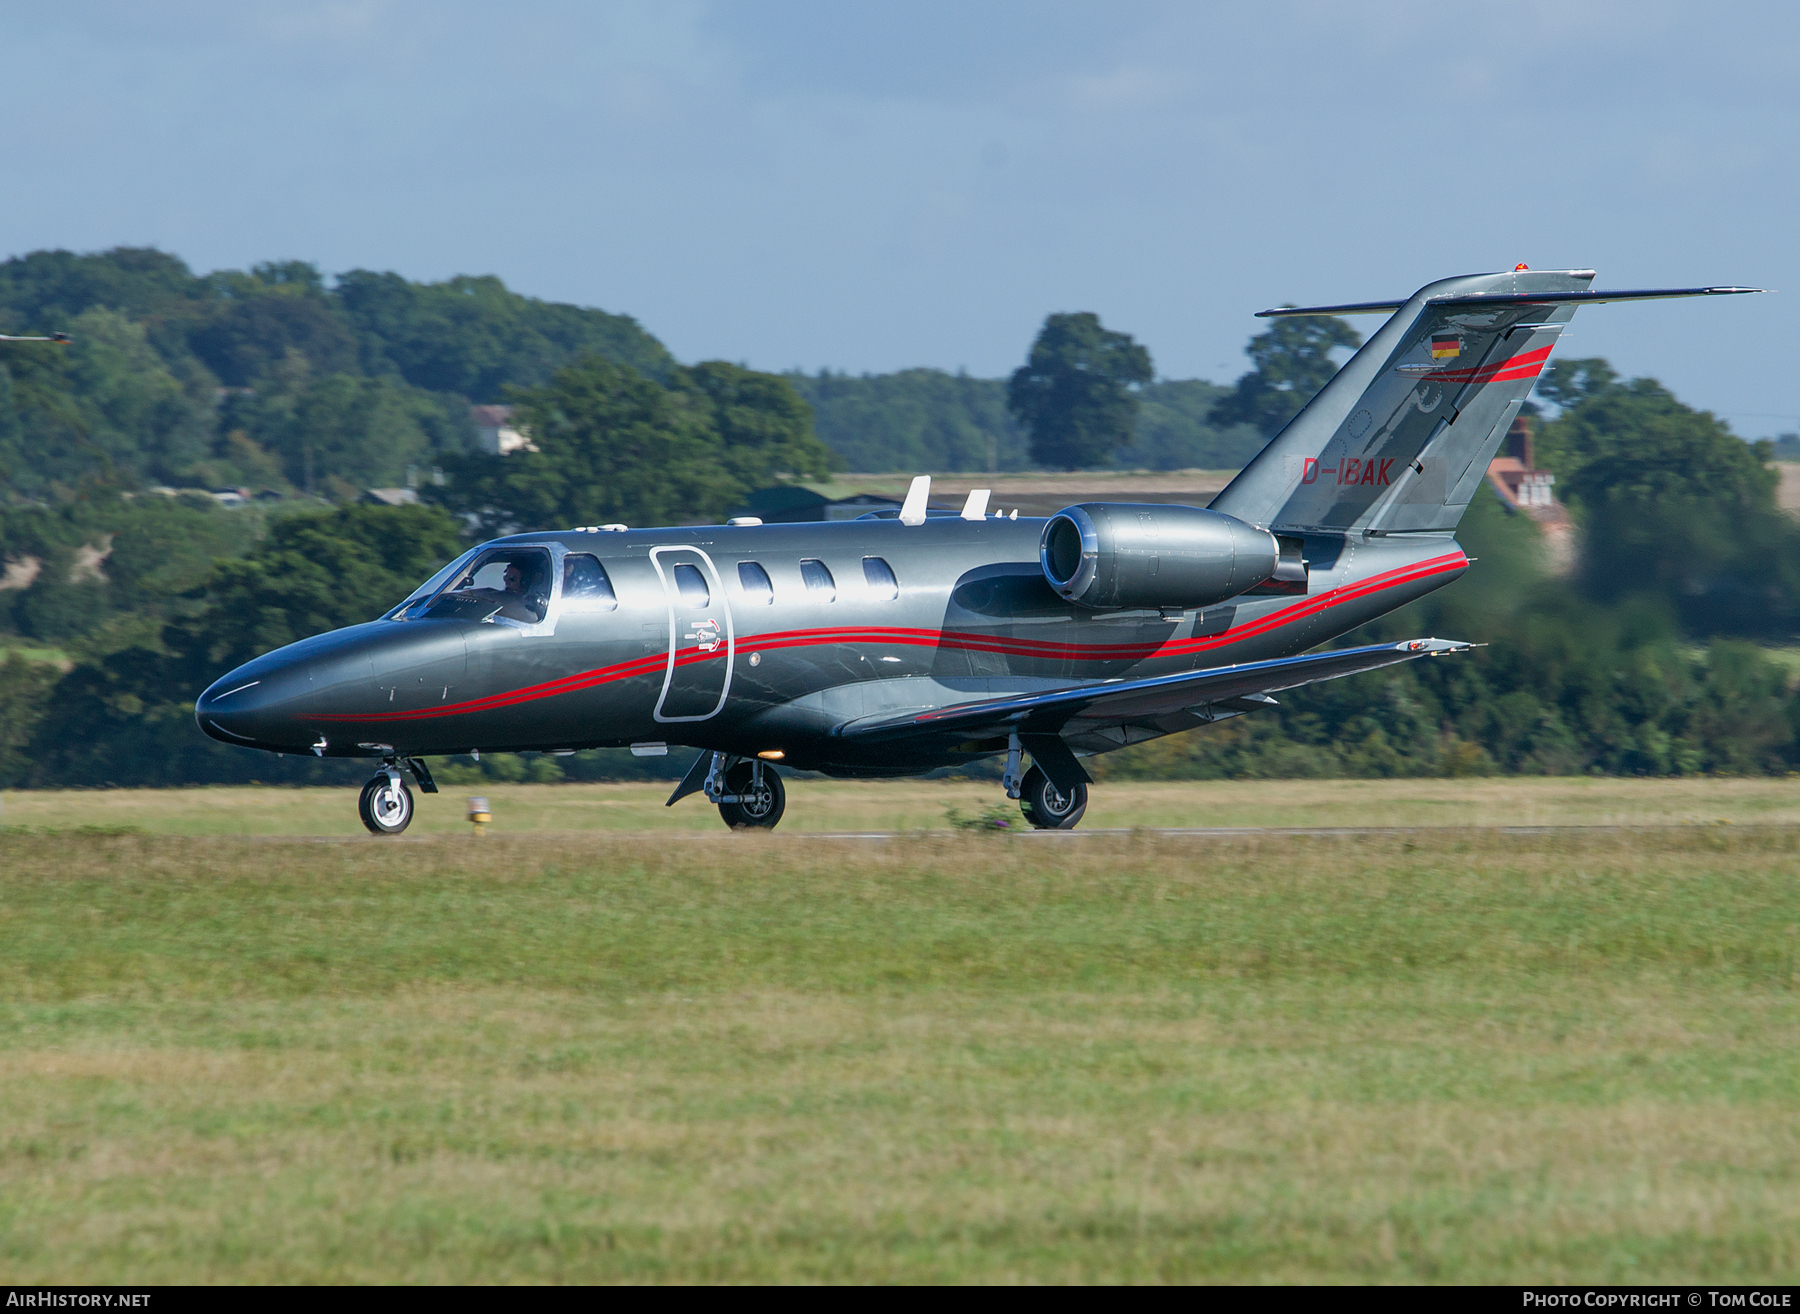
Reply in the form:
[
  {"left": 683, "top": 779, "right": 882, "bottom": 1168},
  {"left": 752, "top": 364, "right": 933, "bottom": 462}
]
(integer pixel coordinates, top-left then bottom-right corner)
[
  {"left": 836, "top": 639, "right": 1470, "bottom": 744},
  {"left": 1260, "top": 285, "right": 1764, "bottom": 317}
]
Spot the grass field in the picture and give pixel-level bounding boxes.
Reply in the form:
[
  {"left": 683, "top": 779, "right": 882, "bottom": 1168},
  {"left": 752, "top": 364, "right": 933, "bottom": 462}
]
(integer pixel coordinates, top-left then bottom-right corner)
[
  {"left": 5, "top": 775, "right": 1800, "bottom": 837},
  {"left": 2, "top": 801, "right": 1799, "bottom": 1282}
]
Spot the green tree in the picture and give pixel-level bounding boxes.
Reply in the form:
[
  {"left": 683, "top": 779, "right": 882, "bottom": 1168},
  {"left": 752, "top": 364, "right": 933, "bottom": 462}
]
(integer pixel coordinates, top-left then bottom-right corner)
[
  {"left": 334, "top": 271, "right": 673, "bottom": 399},
  {"left": 0, "top": 653, "right": 59, "bottom": 786},
  {"left": 1209, "top": 315, "right": 1361, "bottom": 438},
  {"left": 1114, "top": 379, "right": 1267, "bottom": 471},
  {"left": 184, "top": 503, "right": 465, "bottom": 671},
  {"left": 228, "top": 368, "right": 438, "bottom": 495},
  {"left": 672, "top": 361, "right": 839, "bottom": 485},
  {"left": 431, "top": 356, "right": 740, "bottom": 535},
  {"left": 65, "top": 307, "right": 215, "bottom": 484},
  {"left": 1533, "top": 356, "right": 1619, "bottom": 411},
  {"left": 1007, "top": 313, "right": 1153, "bottom": 469},
  {"left": 1535, "top": 374, "right": 1799, "bottom": 634},
  {"left": 0, "top": 246, "right": 208, "bottom": 328},
  {"left": 789, "top": 368, "right": 1032, "bottom": 472},
  {"left": 23, "top": 504, "right": 465, "bottom": 787},
  {"left": 186, "top": 278, "right": 359, "bottom": 386}
]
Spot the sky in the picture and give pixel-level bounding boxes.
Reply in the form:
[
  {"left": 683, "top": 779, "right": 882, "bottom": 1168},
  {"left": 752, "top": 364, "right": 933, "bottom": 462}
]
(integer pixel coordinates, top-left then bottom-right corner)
[{"left": 3, "top": 1, "right": 1798, "bottom": 435}]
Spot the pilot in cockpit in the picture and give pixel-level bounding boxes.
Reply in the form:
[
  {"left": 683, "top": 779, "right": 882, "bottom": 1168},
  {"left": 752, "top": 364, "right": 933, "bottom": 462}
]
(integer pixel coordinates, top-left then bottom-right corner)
[{"left": 497, "top": 558, "right": 548, "bottom": 622}]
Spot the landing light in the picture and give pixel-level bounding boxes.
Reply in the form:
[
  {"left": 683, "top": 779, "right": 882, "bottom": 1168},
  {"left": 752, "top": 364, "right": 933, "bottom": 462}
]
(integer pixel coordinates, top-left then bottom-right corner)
[{"left": 757, "top": 750, "right": 785, "bottom": 761}]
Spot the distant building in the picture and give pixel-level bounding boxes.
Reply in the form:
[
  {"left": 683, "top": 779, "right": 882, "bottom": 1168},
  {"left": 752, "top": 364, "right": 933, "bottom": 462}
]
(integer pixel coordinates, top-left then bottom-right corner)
[
  {"left": 363, "top": 488, "right": 421, "bottom": 508},
  {"left": 822, "top": 493, "right": 907, "bottom": 520},
  {"left": 731, "top": 486, "right": 909, "bottom": 523},
  {"left": 471, "top": 404, "right": 534, "bottom": 455},
  {"left": 1486, "top": 414, "right": 1574, "bottom": 572},
  {"left": 1485, "top": 415, "right": 1561, "bottom": 512}
]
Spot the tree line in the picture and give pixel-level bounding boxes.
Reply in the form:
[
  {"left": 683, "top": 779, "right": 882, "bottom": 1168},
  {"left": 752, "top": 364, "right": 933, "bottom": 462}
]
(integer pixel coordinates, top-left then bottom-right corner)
[
  {"left": 1, "top": 244, "right": 1797, "bottom": 786},
  {"left": 0, "top": 246, "right": 1308, "bottom": 499}
]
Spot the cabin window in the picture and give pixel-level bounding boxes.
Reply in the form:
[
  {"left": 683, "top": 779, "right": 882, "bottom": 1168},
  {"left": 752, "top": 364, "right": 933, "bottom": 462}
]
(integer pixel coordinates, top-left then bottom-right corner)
[
  {"left": 738, "top": 561, "right": 774, "bottom": 604},
  {"left": 416, "top": 546, "right": 552, "bottom": 624},
  {"left": 799, "top": 558, "right": 836, "bottom": 602},
  {"left": 673, "top": 563, "right": 711, "bottom": 607},
  {"left": 561, "top": 553, "right": 618, "bottom": 611},
  {"left": 862, "top": 556, "right": 899, "bottom": 601}
]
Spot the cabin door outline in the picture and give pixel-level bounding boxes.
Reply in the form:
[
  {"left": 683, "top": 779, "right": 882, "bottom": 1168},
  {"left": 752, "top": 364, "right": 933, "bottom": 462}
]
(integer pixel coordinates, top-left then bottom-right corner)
[{"left": 648, "top": 545, "right": 735, "bottom": 723}]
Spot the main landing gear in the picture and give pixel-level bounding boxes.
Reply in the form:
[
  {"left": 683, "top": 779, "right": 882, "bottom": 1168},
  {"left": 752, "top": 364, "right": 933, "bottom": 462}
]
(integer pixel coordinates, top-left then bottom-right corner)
[
  {"left": 358, "top": 757, "right": 437, "bottom": 835},
  {"left": 717, "top": 759, "right": 785, "bottom": 830},
  {"left": 1002, "top": 735, "right": 1089, "bottom": 830},
  {"left": 1017, "top": 765, "right": 1088, "bottom": 830},
  {"left": 667, "top": 752, "right": 787, "bottom": 830}
]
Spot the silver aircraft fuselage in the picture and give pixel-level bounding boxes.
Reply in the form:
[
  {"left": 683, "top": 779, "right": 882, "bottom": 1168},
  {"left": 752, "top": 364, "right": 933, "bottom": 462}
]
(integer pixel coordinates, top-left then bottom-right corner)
[{"left": 195, "top": 515, "right": 1465, "bottom": 777}]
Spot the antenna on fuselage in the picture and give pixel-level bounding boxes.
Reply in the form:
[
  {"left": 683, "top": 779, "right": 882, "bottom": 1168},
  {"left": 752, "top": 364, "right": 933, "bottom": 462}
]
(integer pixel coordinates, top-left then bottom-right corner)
[
  {"left": 899, "top": 475, "right": 930, "bottom": 526},
  {"left": 960, "top": 488, "right": 990, "bottom": 520}
]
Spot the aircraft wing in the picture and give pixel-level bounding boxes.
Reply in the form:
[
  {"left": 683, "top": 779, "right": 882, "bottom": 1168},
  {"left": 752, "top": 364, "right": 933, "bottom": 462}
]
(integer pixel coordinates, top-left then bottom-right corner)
[{"left": 836, "top": 639, "right": 1470, "bottom": 786}]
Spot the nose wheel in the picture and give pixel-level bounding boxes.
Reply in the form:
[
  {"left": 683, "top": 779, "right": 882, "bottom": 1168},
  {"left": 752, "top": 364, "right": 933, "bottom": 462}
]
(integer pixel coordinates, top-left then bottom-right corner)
[
  {"left": 359, "top": 771, "right": 415, "bottom": 835},
  {"left": 1018, "top": 764, "right": 1087, "bottom": 830}
]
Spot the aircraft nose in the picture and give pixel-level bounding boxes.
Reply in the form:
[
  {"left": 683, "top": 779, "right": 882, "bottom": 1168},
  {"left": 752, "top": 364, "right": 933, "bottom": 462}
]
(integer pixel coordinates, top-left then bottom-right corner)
[{"left": 196, "top": 663, "right": 313, "bottom": 751}]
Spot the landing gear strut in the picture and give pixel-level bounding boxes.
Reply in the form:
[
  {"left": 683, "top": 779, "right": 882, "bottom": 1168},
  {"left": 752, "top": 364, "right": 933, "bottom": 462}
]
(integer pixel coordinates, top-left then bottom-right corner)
[{"left": 1018, "top": 764, "right": 1087, "bottom": 830}]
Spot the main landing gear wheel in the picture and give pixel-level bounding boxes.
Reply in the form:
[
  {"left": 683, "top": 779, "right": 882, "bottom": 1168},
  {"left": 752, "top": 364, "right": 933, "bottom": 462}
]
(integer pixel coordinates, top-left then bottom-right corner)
[
  {"left": 1019, "top": 764, "right": 1087, "bottom": 830},
  {"left": 718, "top": 761, "right": 785, "bottom": 831},
  {"left": 359, "top": 773, "right": 414, "bottom": 835}
]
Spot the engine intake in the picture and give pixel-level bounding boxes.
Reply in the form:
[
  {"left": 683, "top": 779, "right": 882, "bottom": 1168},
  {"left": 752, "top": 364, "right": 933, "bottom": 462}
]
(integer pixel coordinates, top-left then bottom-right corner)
[{"left": 1040, "top": 503, "right": 1279, "bottom": 611}]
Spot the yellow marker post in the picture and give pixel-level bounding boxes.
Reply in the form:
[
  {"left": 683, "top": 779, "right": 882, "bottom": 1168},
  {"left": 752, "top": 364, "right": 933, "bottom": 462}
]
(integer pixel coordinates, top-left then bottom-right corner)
[{"left": 467, "top": 796, "right": 491, "bottom": 834}]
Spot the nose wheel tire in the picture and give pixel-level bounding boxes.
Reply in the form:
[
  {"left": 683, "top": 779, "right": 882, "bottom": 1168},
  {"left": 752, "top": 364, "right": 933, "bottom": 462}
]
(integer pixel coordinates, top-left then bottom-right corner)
[
  {"left": 718, "top": 761, "right": 785, "bottom": 830},
  {"left": 359, "top": 773, "right": 414, "bottom": 835},
  {"left": 1019, "top": 764, "right": 1087, "bottom": 830}
]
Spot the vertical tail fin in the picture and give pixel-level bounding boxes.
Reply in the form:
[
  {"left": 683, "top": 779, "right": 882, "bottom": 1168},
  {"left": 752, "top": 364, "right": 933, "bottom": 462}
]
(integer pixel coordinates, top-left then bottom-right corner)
[{"left": 1210, "top": 268, "right": 1595, "bottom": 533}]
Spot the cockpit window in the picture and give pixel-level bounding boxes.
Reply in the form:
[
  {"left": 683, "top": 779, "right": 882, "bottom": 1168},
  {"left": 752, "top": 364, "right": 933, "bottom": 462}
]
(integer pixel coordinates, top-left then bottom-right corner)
[
  {"left": 408, "top": 546, "right": 553, "bottom": 624},
  {"left": 388, "top": 547, "right": 479, "bottom": 619},
  {"left": 562, "top": 553, "right": 618, "bottom": 612}
]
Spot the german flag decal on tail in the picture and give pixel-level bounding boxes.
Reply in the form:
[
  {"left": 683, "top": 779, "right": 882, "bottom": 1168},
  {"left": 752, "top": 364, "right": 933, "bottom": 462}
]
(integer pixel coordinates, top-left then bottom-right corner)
[{"left": 1430, "top": 333, "right": 1461, "bottom": 359}]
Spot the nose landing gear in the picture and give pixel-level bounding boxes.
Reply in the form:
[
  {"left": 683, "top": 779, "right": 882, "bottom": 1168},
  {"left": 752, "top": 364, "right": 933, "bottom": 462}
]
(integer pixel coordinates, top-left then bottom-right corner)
[
  {"left": 359, "top": 770, "right": 414, "bottom": 834},
  {"left": 358, "top": 756, "right": 437, "bottom": 835}
]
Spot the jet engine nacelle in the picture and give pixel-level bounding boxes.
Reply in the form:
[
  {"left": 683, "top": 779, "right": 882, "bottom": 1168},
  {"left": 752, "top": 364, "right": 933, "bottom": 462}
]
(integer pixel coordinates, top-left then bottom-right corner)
[{"left": 1039, "top": 502, "right": 1280, "bottom": 611}]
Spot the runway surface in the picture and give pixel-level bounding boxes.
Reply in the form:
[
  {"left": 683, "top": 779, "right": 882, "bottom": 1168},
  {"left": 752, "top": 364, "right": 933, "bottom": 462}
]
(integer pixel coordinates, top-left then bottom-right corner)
[
  {"left": 243, "top": 821, "right": 1779, "bottom": 842},
  {"left": 797, "top": 823, "right": 1766, "bottom": 839}
]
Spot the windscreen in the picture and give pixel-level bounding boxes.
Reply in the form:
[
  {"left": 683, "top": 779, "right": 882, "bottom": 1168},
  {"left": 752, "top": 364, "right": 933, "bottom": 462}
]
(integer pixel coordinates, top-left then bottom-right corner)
[
  {"left": 387, "top": 548, "right": 480, "bottom": 619},
  {"left": 401, "top": 546, "right": 554, "bottom": 624}
]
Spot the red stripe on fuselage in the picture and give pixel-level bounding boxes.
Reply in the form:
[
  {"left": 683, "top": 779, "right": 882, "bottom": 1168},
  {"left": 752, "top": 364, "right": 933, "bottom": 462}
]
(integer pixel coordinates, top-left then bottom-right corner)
[{"left": 309, "top": 551, "right": 1467, "bottom": 723}]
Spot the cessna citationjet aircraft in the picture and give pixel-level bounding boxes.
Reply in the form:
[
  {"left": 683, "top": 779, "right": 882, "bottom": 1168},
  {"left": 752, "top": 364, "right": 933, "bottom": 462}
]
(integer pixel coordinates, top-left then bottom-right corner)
[{"left": 196, "top": 269, "right": 1760, "bottom": 833}]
